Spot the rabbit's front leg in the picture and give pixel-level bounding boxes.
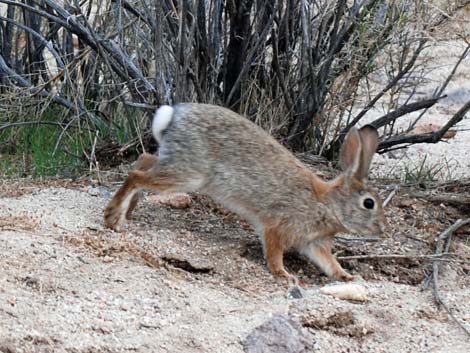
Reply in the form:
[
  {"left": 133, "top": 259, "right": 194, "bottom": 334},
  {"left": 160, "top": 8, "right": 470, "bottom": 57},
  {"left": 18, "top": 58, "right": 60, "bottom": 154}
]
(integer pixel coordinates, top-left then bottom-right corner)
[
  {"left": 300, "top": 240, "right": 356, "bottom": 281},
  {"left": 264, "top": 227, "right": 298, "bottom": 286}
]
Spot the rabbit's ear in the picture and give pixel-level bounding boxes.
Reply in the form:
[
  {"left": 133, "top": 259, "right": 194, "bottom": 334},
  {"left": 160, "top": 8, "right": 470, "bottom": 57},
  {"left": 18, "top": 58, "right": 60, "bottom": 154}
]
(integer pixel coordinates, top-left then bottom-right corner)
[
  {"left": 339, "top": 125, "right": 379, "bottom": 180},
  {"left": 339, "top": 127, "right": 362, "bottom": 177},
  {"left": 356, "top": 125, "right": 379, "bottom": 180}
]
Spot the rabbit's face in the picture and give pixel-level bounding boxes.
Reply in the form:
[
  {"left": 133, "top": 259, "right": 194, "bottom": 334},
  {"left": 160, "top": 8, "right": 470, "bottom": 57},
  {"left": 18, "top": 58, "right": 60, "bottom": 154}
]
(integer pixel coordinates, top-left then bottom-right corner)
[
  {"left": 332, "top": 125, "right": 385, "bottom": 236},
  {"left": 331, "top": 178, "right": 385, "bottom": 236}
]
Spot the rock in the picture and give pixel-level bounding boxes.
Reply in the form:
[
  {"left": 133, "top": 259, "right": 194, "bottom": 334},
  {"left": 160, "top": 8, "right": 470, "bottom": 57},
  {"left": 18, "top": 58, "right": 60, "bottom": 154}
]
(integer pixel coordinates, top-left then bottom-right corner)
[
  {"left": 87, "top": 187, "right": 101, "bottom": 196},
  {"left": 242, "top": 314, "right": 314, "bottom": 353},
  {"left": 148, "top": 193, "right": 192, "bottom": 209},
  {"left": 83, "top": 186, "right": 112, "bottom": 199},
  {"left": 319, "top": 283, "right": 369, "bottom": 302},
  {"left": 0, "top": 342, "right": 16, "bottom": 353},
  {"left": 289, "top": 285, "right": 306, "bottom": 299}
]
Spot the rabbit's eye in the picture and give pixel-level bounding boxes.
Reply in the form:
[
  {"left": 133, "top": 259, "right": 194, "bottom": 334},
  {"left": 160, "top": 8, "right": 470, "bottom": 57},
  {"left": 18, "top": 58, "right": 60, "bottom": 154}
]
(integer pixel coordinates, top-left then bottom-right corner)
[{"left": 363, "top": 198, "right": 375, "bottom": 209}]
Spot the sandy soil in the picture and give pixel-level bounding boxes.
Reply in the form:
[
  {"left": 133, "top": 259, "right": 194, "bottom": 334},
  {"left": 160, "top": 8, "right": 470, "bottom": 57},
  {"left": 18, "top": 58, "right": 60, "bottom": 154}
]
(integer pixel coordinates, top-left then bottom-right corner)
[{"left": 0, "top": 178, "right": 468, "bottom": 353}]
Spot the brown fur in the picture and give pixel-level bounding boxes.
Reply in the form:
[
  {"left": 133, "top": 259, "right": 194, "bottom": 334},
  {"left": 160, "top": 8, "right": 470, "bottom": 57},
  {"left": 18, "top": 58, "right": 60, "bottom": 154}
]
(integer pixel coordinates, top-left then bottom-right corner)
[
  {"left": 104, "top": 103, "right": 385, "bottom": 284},
  {"left": 263, "top": 220, "right": 296, "bottom": 285}
]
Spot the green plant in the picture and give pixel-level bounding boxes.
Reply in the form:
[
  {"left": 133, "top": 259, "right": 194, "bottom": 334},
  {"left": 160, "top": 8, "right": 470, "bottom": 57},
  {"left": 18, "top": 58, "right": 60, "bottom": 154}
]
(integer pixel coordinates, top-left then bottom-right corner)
[
  {"left": 402, "top": 155, "right": 454, "bottom": 186},
  {"left": 0, "top": 103, "right": 147, "bottom": 178},
  {"left": 0, "top": 124, "right": 83, "bottom": 177}
]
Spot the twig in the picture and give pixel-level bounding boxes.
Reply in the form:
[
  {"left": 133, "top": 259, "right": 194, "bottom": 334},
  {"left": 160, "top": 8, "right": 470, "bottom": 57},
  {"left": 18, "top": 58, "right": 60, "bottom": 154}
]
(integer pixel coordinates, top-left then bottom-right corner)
[
  {"left": 0, "top": 54, "right": 83, "bottom": 116},
  {"left": 338, "top": 253, "right": 459, "bottom": 261},
  {"left": 346, "top": 39, "right": 427, "bottom": 130},
  {"left": 408, "top": 192, "right": 470, "bottom": 208},
  {"left": 431, "top": 218, "right": 470, "bottom": 301},
  {"left": 370, "top": 96, "right": 446, "bottom": 129},
  {"left": 379, "top": 98, "right": 470, "bottom": 151},
  {"left": 123, "top": 101, "right": 158, "bottom": 110},
  {"left": 429, "top": 219, "right": 470, "bottom": 338},
  {"left": 383, "top": 185, "right": 399, "bottom": 208},
  {"left": 408, "top": 42, "right": 470, "bottom": 131},
  {"left": 0, "top": 15, "right": 65, "bottom": 69}
]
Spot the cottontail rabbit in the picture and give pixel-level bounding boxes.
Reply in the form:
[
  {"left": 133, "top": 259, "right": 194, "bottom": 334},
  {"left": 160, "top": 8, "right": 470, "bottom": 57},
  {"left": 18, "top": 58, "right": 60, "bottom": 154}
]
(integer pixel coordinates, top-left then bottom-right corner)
[{"left": 105, "top": 103, "right": 385, "bottom": 283}]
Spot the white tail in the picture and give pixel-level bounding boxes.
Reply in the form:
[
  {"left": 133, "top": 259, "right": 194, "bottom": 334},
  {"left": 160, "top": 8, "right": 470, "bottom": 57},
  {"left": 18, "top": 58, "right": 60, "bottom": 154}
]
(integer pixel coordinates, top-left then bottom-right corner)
[{"left": 152, "top": 105, "right": 174, "bottom": 143}]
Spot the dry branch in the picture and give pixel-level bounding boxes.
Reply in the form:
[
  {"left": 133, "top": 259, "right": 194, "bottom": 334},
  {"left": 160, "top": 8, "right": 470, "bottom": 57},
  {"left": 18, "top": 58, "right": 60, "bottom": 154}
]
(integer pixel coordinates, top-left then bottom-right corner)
[
  {"left": 409, "top": 192, "right": 470, "bottom": 209},
  {"left": 337, "top": 253, "right": 461, "bottom": 261},
  {"left": 383, "top": 186, "right": 399, "bottom": 208},
  {"left": 378, "top": 98, "right": 470, "bottom": 151},
  {"left": 409, "top": 42, "right": 470, "bottom": 131},
  {"left": 348, "top": 39, "right": 428, "bottom": 131},
  {"left": 427, "top": 219, "right": 470, "bottom": 338},
  {"left": 370, "top": 96, "right": 446, "bottom": 130},
  {"left": 0, "top": 54, "right": 83, "bottom": 116}
]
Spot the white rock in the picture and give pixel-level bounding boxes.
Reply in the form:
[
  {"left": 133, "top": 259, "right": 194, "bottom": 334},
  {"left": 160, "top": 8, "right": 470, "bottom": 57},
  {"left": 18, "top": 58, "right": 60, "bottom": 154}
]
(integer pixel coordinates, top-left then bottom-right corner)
[{"left": 319, "top": 283, "right": 369, "bottom": 302}]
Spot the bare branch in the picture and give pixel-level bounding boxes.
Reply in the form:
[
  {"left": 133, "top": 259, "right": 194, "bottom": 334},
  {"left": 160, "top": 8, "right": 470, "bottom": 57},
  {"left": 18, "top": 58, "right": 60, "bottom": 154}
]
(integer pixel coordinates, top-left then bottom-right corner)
[
  {"left": 378, "top": 98, "right": 470, "bottom": 151},
  {"left": 428, "top": 219, "right": 470, "bottom": 338},
  {"left": 370, "top": 96, "right": 446, "bottom": 129},
  {"left": 0, "top": 53, "right": 83, "bottom": 116}
]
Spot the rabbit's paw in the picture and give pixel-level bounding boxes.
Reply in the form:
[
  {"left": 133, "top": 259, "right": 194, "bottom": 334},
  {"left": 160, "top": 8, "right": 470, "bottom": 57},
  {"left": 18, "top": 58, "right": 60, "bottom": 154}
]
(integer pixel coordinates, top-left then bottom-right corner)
[
  {"left": 272, "top": 269, "right": 299, "bottom": 288},
  {"left": 104, "top": 202, "right": 125, "bottom": 232},
  {"left": 350, "top": 274, "right": 364, "bottom": 281},
  {"left": 336, "top": 270, "right": 361, "bottom": 282}
]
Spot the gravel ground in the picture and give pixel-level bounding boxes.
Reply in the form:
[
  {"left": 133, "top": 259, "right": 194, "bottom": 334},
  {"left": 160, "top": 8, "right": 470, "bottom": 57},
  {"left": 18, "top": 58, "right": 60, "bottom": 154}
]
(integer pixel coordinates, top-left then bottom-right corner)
[{"left": 0, "top": 186, "right": 468, "bottom": 353}]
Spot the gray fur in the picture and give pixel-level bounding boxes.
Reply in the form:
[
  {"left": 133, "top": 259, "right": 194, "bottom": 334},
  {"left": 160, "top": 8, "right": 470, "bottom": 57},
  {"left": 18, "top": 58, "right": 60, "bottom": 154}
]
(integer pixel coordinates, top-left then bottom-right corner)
[{"left": 153, "top": 103, "right": 384, "bottom": 247}]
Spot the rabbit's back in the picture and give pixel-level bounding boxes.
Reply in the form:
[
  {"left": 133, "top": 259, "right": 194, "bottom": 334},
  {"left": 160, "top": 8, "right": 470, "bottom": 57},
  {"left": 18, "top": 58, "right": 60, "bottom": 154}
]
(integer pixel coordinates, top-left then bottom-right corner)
[{"left": 156, "top": 103, "right": 327, "bottom": 230}]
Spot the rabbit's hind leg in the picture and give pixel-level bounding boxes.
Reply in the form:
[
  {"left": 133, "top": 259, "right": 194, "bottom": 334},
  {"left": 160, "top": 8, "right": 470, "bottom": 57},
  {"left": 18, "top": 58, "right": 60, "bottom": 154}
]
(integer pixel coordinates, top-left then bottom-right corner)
[
  {"left": 104, "top": 155, "right": 185, "bottom": 232},
  {"left": 125, "top": 153, "right": 158, "bottom": 220}
]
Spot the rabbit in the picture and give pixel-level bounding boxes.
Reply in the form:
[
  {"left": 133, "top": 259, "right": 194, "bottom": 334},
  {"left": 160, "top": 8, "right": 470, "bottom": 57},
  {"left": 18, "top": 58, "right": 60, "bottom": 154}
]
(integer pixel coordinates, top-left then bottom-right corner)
[{"left": 104, "top": 103, "right": 385, "bottom": 284}]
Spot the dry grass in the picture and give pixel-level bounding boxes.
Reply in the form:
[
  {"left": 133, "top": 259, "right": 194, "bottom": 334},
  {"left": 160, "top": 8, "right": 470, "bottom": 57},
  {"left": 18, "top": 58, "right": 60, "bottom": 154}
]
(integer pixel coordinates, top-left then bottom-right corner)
[{"left": 0, "top": 211, "right": 39, "bottom": 232}]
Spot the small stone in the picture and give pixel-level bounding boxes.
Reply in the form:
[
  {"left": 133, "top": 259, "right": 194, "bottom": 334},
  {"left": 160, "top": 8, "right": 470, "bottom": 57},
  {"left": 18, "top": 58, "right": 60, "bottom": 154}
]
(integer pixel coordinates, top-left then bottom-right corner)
[
  {"left": 0, "top": 342, "right": 17, "bottom": 353},
  {"left": 319, "top": 283, "right": 369, "bottom": 302},
  {"left": 84, "top": 186, "right": 112, "bottom": 199},
  {"left": 102, "top": 256, "right": 114, "bottom": 263},
  {"left": 88, "top": 187, "right": 100, "bottom": 196},
  {"left": 242, "top": 314, "right": 314, "bottom": 353},
  {"left": 289, "top": 285, "right": 306, "bottom": 299}
]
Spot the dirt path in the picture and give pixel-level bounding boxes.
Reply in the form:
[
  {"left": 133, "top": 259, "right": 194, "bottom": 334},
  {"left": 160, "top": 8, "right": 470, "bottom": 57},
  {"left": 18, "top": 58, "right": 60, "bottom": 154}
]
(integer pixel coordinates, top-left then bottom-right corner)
[{"left": 0, "top": 185, "right": 468, "bottom": 352}]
